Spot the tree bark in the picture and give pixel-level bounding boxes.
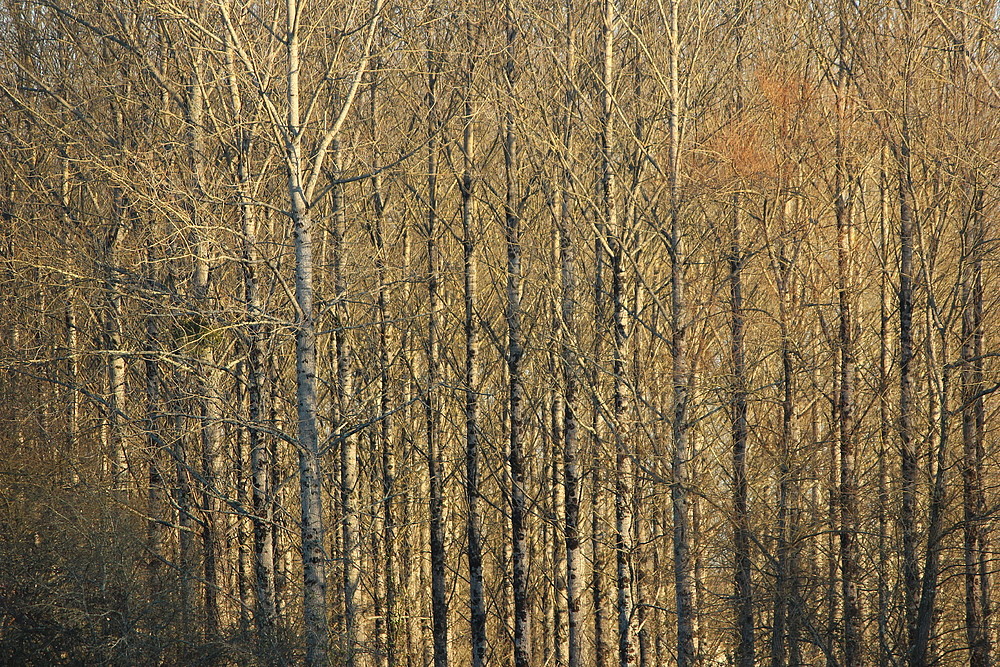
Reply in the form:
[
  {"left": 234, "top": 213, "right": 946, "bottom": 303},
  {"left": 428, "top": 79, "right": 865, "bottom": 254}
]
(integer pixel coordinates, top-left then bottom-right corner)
[
  {"left": 962, "top": 186, "right": 990, "bottom": 667},
  {"left": 835, "top": 9, "right": 862, "bottom": 663},
  {"left": 731, "top": 196, "right": 754, "bottom": 667},
  {"left": 504, "top": 2, "right": 530, "bottom": 663},
  {"left": 425, "top": 25, "right": 449, "bottom": 667},
  {"left": 667, "top": 1, "right": 696, "bottom": 663},
  {"left": 600, "top": 1, "right": 636, "bottom": 664},
  {"left": 331, "top": 133, "right": 360, "bottom": 666},
  {"left": 459, "top": 51, "right": 487, "bottom": 667},
  {"left": 559, "top": 4, "right": 583, "bottom": 661},
  {"left": 369, "top": 64, "right": 398, "bottom": 667},
  {"left": 287, "top": 0, "right": 331, "bottom": 658},
  {"left": 897, "top": 4, "right": 919, "bottom": 658}
]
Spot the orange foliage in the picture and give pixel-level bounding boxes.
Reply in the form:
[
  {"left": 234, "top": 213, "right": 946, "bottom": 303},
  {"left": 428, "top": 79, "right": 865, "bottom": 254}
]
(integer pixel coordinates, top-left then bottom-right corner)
[{"left": 710, "top": 63, "right": 815, "bottom": 185}]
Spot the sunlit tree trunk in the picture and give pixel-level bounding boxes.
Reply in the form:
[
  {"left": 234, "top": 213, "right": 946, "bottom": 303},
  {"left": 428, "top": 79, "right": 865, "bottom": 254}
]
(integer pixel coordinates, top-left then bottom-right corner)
[
  {"left": 729, "top": 9, "right": 754, "bottom": 662},
  {"left": 601, "top": 0, "right": 636, "bottom": 664},
  {"left": 286, "top": 0, "right": 330, "bottom": 658},
  {"left": 458, "top": 44, "right": 487, "bottom": 666},
  {"left": 558, "top": 3, "right": 583, "bottom": 661},
  {"left": 331, "top": 132, "right": 360, "bottom": 667},
  {"left": 226, "top": 39, "right": 279, "bottom": 657},
  {"left": 896, "top": 5, "right": 918, "bottom": 661},
  {"left": 185, "top": 52, "right": 223, "bottom": 636},
  {"left": 962, "top": 185, "right": 990, "bottom": 667},
  {"left": 504, "top": 2, "right": 530, "bottom": 663},
  {"left": 103, "top": 190, "right": 128, "bottom": 483},
  {"left": 769, "top": 196, "right": 799, "bottom": 667},
  {"left": 368, "top": 62, "right": 398, "bottom": 667},
  {"left": 731, "top": 194, "right": 754, "bottom": 667},
  {"left": 142, "top": 240, "right": 167, "bottom": 611},
  {"left": 834, "top": 9, "right": 862, "bottom": 664},
  {"left": 876, "top": 150, "right": 891, "bottom": 667},
  {"left": 912, "top": 322, "right": 950, "bottom": 667},
  {"left": 667, "top": 1, "right": 696, "bottom": 663},
  {"left": 425, "top": 18, "right": 449, "bottom": 666}
]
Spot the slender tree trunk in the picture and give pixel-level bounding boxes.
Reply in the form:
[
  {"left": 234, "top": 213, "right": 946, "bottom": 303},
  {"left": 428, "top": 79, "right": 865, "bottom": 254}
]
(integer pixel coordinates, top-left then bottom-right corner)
[
  {"left": 592, "top": 454, "right": 607, "bottom": 667},
  {"left": 729, "top": 11, "right": 754, "bottom": 661},
  {"left": 897, "top": 4, "right": 919, "bottom": 658},
  {"left": 667, "top": 1, "right": 696, "bottom": 663},
  {"left": 269, "top": 367, "right": 286, "bottom": 627},
  {"left": 369, "top": 65, "right": 398, "bottom": 667},
  {"left": 828, "top": 329, "right": 841, "bottom": 667},
  {"left": 330, "top": 132, "right": 360, "bottom": 666},
  {"left": 185, "top": 51, "right": 223, "bottom": 637},
  {"left": 876, "top": 150, "right": 891, "bottom": 667},
  {"left": 287, "top": 0, "right": 330, "bottom": 658},
  {"left": 224, "top": 29, "right": 278, "bottom": 658},
  {"left": 552, "top": 390, "right": 568, "bottom": 667},
  {"left": 425, "top": 27, "right": 449, "bottom": 667},
  {"left": 601, "top": 1, "right": 636, "bottom": 664},
  {"left": 691, "top": 460, "right": 705, "bottom": 661},
  {"left": 103, "top": 193, "right": 127, "bottom": 483},
  {"left": 198, "top": 349, "right": 223, "bottom": 637},
  {"left": 243, "top": 140, "right": 278, "bottom": 667},
  {"left": 504, "top": 3, "right": 530, "bottom": 663},
  {"left": 899, "top": 143, "right": 918, "bottom": 667},
  {"left": 731, "top": 194, "right": 754, "bottom": 667},
  {"left": 143, "top": 244, "right": 167, "bottom": 607},
  {"left": 60, "top": 153, "right": 79, "bottom": 469},
  {"left": 234, "top": 365, "right": 252, "bottom": 633},
  {"left": 591, "top": 56, "right": 608, "bottom": 667},
  {"left": 835, "top": 10, "right": 862, "bottom": 663},
  {"left": 172, "top": 381, "right": 196, "bottom": 646},
  {"left": 837, "top": 169, "right": 861, "bottom": 667},
  {"left": 244, "top": 173, "right": 278, "bottom": 662},
  {"left": 399, "top": 229, "right": 421, "bottom": 667},
  {"left": 771, "top": 215, "right": 796, "bottom": 667},
  {"left": 962, "top": 186, "right": 990, "bottom": 667},
  {"left": 912, "top": 332, "right": 950, "bottom": 667},
  {"left": 559, "top": 5, "right": 583, "bottom": 661},
  {"left": 460, "top": 55, "right": 487, "bottom": 667},
  {"left": 65, "top": 295, "right": 78, "bottom": 457}
]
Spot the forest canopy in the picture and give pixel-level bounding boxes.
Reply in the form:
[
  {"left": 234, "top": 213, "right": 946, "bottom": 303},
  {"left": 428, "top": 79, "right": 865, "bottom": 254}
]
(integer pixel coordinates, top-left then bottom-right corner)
[{"left": 1, "top": 0, "right": 999, "bottom": 665}]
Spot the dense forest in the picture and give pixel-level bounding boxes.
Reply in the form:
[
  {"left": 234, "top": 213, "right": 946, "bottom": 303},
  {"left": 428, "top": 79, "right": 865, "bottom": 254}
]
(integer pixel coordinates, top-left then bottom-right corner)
[{"left": 1, "top": 0, "right": 998, "bottom": 664}]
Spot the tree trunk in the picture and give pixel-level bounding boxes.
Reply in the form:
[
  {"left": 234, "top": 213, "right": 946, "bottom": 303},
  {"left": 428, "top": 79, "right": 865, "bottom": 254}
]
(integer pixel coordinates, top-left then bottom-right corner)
[
  {"left": 425, "top": 28, "right": 450, "bottom": 667},
  {"left": 103, "top": 193, "right": 128, "bottom": 483},
  {"left": 897, "top": 5, "right": 919, "bottom": 657},
  {"left": 288, "top": 1, "right": 330, "bottom": 658},
  {"left": 667, "top": 1, "right": 696, "bottom": 663},
  {"left": 185, "top": 51, "right": 223, "bottom": 637},
  {"left": 770, "top": 210, "right": 797, "bottom": 667},
  {"left": 559, "top": 5, "right": 583, "bottom": 661},
  {"left": 601, "top": 1, "right": 636, "bottom": 664},
  {"left": 912, "top": 332, "right": 950, "bottom": 667},
  {"left": 331, "top": 134, "right": 360, "bottom": 666},
  {"left": 504, "top": 3, "right": 530, "bottom": 663},
  {"left": 370, "top": 65, "right": 398, "bottom": 667},
  {"left": 143, "top": 244, "right": 167, "bottom": 610},
  {"left": 835, "top": 10, "right": 862, "bottom": 663},
  {"left": 243, "top": 134, "right": 278, "bottom": 667},
  {"left": 877, "top": 150, "right": 891, "bottom": 667},
  {"left": 729, "top": 12, "right": 754, "bottom": 661},
  {"left": 223, "top": 29, "right": 279, "bottom": 658},
  {"left": 731, "top": 195, "right": 754, "bottom": 667},
  {"left": 460, "top": 56, "right": 487, "bottom": 667},
  {"left": 962, "top": 186, "right": 990, "bottom": 667}
]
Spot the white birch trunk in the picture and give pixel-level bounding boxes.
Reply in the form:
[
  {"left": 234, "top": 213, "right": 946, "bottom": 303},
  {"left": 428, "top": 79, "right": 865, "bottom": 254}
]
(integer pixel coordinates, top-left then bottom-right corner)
[
  {"left": 504, "top": 3, "right": 530, "bottom": 664},
  {"left": 667, "top": 2, "right": 696, "bottom": 663},
  {"left": 287, "top": 0, "right": 330, "bottom": 660},
  {"left": 460, "top": 55, "right": 487, "bottom": 667}
]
